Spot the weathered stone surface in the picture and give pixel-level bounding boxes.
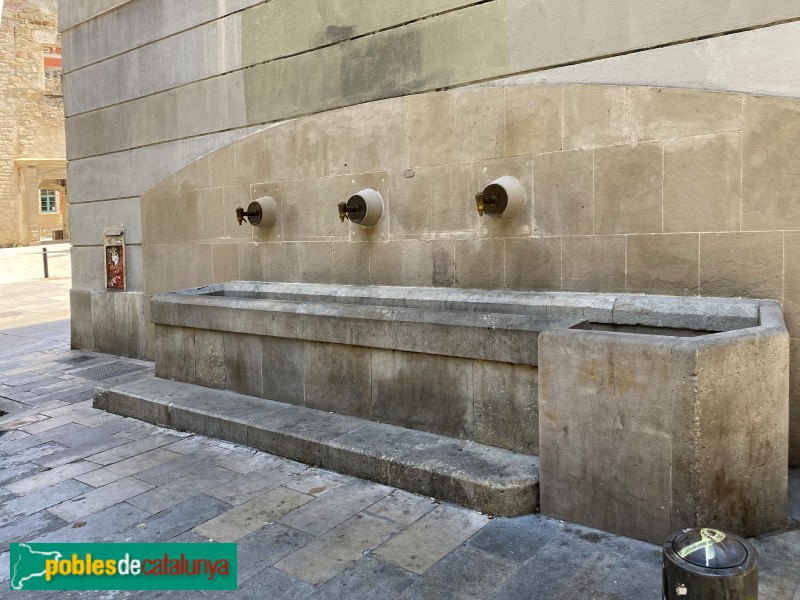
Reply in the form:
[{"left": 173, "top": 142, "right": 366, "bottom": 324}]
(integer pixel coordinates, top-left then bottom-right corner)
[
  {"left": 780, "top": 233, "right": 800, "bottom": 338},
  {"left": 505, "top": 237, "right": 561, "bottom": 292},
  {"left": 790, "top": 339, "right": 800, "bottom": 469},
  {"left": 454, "top": 239, "right": 504, "bottom": 290},
  {"left": 235, "top": 133, "right": 271, "bottom": 186},
  {"left": 113, "top": 292, "right": 147, "bottom": 359},
  {"left": 332, "top": 241, "right": 370, "bottom": 286},
  {"left": 431, "top": 162, "right": 480, "bottom": 234},
  {"left": 329, "top": 98, "right": 407, "bottom": 176},
  {"left": 117, "top": 86, "right": 800, "bottom": 473},
  {"left": 539, "top": 305, "right": 789, "bottom": 542},
  {"left": 594, "top": 142, "right": 662, "bottom": 234},
  {"left": 680, "top": 323, "right": 789, "bottom": 536},
  {"left": 303, "top": 342, "right": 371, "bottom": 418},
  {"left": 371, "top": 350, "right": 473, "bottom": 439},
  {"left": 154, "top": 325, "right": 195, "bottom": 382},
  {"left": 539, "top": 330, "right": 675, "bottom": 542},
  {"left": 626, "top": 234, "right": 699, "bottom": 295},
  {"left": 371, "top": 505, "right": 488, "bottom": 574},
  {"left": 311, "top": 175, "right": 350, "bottom": 238},
  {"left": 474, "top": 362, "right": 538, "bottom": 455},
  {"left": 387, "top": 169, "right": 433, "bottom": 236},
  {"left": 561, "top": 236, "right": 625, "bottom": 293},
  {"left": 262, "top": 336, "right": 305, "bottom": 405},
  {"left": 223, "top": 332, "right": 262, "bottom": 397},
  {"left": 504, "top": 86, "right": 562, "bottom": 157},
  {"left": 699, "top": 232, "right": 783, "bottom": 300},
  {"left": 193, "top": 486, "right": 313, "bottom": 542},
  {"left": 453, "top": 88, "right": 504, "bottom": 163},
  {"left": 194, "top": 329, "right": 225, "bottom": 389},
  {"left": 743, "top": 97, "right": 800, "bottom": 230},
  {"left": 90, "top": 291, "right": 116, "bottom": 354},
  {"left": 564, "top": 86, "right": 631, "bottom": 149},
  {"left": 533, "top": 149, "right": 593, "bottom": 236},
  {"left": 663, "top": 133, "right": 742, "bottom": 233},
  {"left": 369, "top": 240, "right": 454, "bottom": 288},
  {"left": 269, "top": 113, "right": 330, "bottom": 181},
  {"left": 611, "top": 294, "right": 760, "bottom": 331},
  {"left": 278, "top": 179, "right": 315, "bottom": 242},
  {"left": 408, "top": 92, "right": 454, "bottom": 167},
  {"left": 629, "top": 87, "right": 742, "bottom": 141},
  {"left": 94, "top": 376, "right": 540, "bottom": 517},
  {"left": 70, "top": 289, "right": 94, "bottom": 350}
]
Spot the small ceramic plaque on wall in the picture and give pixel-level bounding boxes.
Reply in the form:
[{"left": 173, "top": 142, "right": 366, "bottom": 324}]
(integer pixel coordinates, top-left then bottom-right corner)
[{"left": 103, "top": 228, "right": 126, "bottom": 290}]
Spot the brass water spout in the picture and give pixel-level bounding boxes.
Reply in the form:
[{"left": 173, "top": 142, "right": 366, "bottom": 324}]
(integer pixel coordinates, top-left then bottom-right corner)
[
  {"left": 475, "top": 192, "right": 499, "bottom": 217},
  {"left": 338, "top": 201, "right": 358, "bottom": 223},
  {"left": 236, "top": 204, "right": 262, "bottom": 225}
]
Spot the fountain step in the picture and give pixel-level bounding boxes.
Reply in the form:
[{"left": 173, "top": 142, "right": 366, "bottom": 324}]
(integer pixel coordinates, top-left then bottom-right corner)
[{"left": 93, "top": 376, "right": 539, "bottom": 517}]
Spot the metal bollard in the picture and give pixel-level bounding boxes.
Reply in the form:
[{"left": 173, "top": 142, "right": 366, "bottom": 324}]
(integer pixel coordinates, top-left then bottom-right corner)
[
  {"left": 42, "top": 247, "right": 49, "bottom": 279},
  {"left": 663, "top": 528, "right": 758, "bottom": 599}
]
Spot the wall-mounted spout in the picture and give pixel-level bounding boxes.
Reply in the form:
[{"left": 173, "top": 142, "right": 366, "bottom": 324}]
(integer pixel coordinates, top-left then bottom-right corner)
[
  {"left": 338, "top": 202, "right": 359, "bottom": 223},
  {"left": 475, "top": 176, "right": 525, "bottom": 220},
  {"left": 236, "top": 204, "right": 260, "bottom": 225},
  {"left": 475, "top": 192, "right": 500, "bottom": 217},
  {"left": 337, "top": 188, "right": 384, "bottom": 227},
  {"left": 235, "top": 197, "right": 277, "bottom": 229}
]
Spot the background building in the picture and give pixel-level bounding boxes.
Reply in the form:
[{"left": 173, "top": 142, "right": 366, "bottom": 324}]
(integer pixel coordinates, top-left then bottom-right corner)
[
  {"left": 0, "top": 0, "right": 67, "bottom": 247},
  {"left": 60, "top": 1, "right": 800, "bottom": 467}
]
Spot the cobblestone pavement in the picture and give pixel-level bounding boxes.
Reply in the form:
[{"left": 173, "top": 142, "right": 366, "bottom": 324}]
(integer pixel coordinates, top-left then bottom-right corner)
[{"left": 0, "top": 278, "right": 799, "bottom": 599}]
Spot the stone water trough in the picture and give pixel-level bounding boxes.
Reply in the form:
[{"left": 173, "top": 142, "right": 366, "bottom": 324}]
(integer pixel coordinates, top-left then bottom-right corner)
[{"left": 95, "top": 282, "right": 789, "bottom": 542}]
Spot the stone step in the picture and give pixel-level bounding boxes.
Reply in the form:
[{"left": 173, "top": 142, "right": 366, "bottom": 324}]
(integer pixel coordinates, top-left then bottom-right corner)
[{"left": 93, "top": 376, "right": 539, "bottom": 517}]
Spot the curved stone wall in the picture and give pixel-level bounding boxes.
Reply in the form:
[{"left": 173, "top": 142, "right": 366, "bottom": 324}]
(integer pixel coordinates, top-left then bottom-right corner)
[{"left": 139, "top": 83, "right": 800, "bottom": 466}]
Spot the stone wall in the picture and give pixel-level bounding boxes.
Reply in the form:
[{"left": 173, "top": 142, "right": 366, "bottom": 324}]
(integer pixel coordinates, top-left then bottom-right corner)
[
  {"left": 61, "top": 1, "right": 800, "bottom": 467},
  {"left": 98, "top": 84, "right": 798, "bottom": 466},
  {"left": 61, "top": 0, "right": 800, "bottom": 288},
  {"left": 0, "top": 0, "right": 65, "bottom": 246}
]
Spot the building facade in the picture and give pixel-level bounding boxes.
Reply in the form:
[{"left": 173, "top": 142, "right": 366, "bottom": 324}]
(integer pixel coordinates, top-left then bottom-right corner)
[
  {"left": 61, "top": 1, "right": 800, "bottom": 466},
  {"left": 0, "top": 0, "right": 67, "bottom": 247}
]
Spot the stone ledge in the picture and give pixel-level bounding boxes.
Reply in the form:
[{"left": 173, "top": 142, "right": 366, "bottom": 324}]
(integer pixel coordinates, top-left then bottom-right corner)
[{"left": 93, "top": 377, "right": 539, "bottom": 517}]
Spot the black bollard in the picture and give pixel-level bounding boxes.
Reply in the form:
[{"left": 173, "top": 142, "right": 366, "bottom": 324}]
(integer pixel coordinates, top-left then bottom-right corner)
[
  {"left": 42, "top": 247, "right": 49, "bottom": 279},
  {"left": 663, "top": 528, "right": 758, "bottom": 599}
]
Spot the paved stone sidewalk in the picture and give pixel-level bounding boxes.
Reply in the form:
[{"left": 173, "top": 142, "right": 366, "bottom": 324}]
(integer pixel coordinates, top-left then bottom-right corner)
[
  {"left": 0, "top": 243, "right": 71, "bottom": 285},
  {"left": 0, "top": 281, "right": 799, "bottom": 598}
]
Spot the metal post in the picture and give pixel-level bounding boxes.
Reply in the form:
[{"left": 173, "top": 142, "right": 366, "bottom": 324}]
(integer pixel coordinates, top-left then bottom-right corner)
[{"left": 42, "top": 247, "right": 49, "bottom": 279}]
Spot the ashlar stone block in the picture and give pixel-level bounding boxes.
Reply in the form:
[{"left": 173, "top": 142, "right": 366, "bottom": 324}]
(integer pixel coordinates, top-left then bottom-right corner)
[
  {"left": 504, "top": 85, "right": 562, "bottom": 157},
  {"left": 533, "top": 149, "right": 593, "bottom": 236},
  {"left": 154, "top": 325, "right": 196, "bottom": 383},
  {"left": 474, "top": 361, "right": 538, "bottom": 454},
  {"left": 743, "top": 97, "right": 800, "bottom": 231},
  {"left": 594, "top": 142, "right": 662, "bottom": 235},
  {"left": 371, "top": 350, "right": 473, "bottom": 439}
]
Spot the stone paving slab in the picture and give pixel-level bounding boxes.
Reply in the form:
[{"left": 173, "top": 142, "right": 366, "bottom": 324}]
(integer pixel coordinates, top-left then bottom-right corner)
[
  {"left": 371, "top": 505, "right": 489, "bottom": 574},
  {"left": 0, "top": 276, "right": 797, "bottom": 599},
  {"left": 279, "top": 480, "right": 393, "bottom": 537},
  {"left": 0, "top": 478, "right": 92, "bottom": 524},
  {"left": 5, "top": 460, "right": 100, "bottom": 494},
  {"left": 233, "top": 523, "right": 315, "bottom": 584},
  {"left": 194, "top": 486, "right": 315, "bottom": 543},
  {"left": 47, "top": 476, "right": 155, "bottom": 522}
]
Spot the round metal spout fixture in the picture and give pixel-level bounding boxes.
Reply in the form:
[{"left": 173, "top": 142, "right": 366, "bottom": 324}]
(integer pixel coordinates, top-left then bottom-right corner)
[
  {"left": 475, "top": 176, "right": 525, "bottom": 220},
  {"left": 235, "top": 196, "right": 277, "bottom": 229},
  {"left": 338, "top": 188, "right": 383, "bottom": 227}
]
